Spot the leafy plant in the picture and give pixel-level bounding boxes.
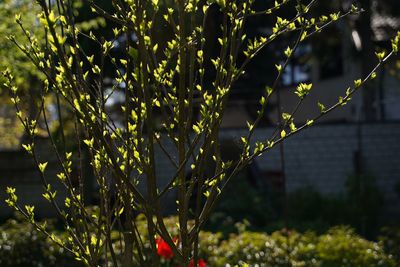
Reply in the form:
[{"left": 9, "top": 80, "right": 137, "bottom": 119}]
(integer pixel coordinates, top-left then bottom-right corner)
[
  {"left": 2, "top": 0, "right": 400, "bottom": 266},
  {"left": 285, "top": 174, "right": 383, "bottom": 236},
  {"left": 379, "top": 226, "right": 400, "bottom": 264},
  {"left": 0, "top": 217, "right": 82, "bottom": 267},
  {"left": 0, "top": 215, "right": 396, "bottom": 267},
  {"left": 201, "top": 226, "right": 395, "bottom": 267},
  {"left": 206, "top": 171, "right": 274, "bottom": 234}
]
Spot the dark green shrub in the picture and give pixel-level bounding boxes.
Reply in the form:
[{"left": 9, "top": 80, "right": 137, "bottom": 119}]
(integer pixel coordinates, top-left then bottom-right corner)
[
  {"left": 0, "top": 218, "right": 82, "bottom": 267},
  {"left": 283, "top": 174, "right": 383, "bottom": 236},
  {"left": 345, "top": 174, "right": 383, "bottom": 237},
  {"left": 316, "top": 227, "right": 394, "bottom": 267},
  {"left": 286, "top": 186, "right": 347, "bottom": 232},
  {"left": 379, "top": 226, "right": 400, "bottom": 263},
  {"left": 0, "top": 215, "right": 395, "bottom": 267},
  {"left": 207, "top": 172, "right": 274, "bottom": 233},
  {"left": 200, "top": 226, "right": 395, "bottom": 267}
]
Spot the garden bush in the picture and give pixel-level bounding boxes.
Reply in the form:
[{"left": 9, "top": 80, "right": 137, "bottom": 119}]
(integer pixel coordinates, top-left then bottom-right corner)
[
  {"left": 200, "top": 226, "right": 395, "bottom": 267},
  {"left": 285, "top": 182, "right": 382, "bottom": 236},
  {"left": 207, "top": 172, "right": 274, "bottom": 234},
  {"left": 379, "top": 226, "right": 400, "bottom": 264},
  {"left": 0, "top": 217, "right": 82, "bottom": 267},
  {"left": 209, "top": 173, "right": 384, "bottom": 237},
  {"left": 0, "top": 216, "right": 395, "bottom": 267}
]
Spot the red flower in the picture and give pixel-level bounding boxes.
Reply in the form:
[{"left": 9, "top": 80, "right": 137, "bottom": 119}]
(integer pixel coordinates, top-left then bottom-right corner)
[
  {"left": 156, "top": 237, "right": 174, "bottom": 259},
  {"left": 189, "top": 258, "right": 206, "bottom": 267}
]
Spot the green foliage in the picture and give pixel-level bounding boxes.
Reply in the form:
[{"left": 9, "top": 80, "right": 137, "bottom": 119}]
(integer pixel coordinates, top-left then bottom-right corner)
[
  {"left": 285, "top": 174, "right": 383, "bottom": 236},
  {"left": 3, "top": 0, "right": 399, "bottom": 265},
  {"left": 286, "top": 186, "right": 348, "bottom": 232},
  {"left": 0, "top": 216, "right": 395, "bottom": 267},
  {"left": 0, "top": 0, "right": 43, "bottom": 148},
  {"left": 0, "top": 113, "right": 24, "bottom": 149},
  {"left": 208, "top": 173, "right": 384, "bottom": 236},
  {"left": 206, "top": 172, "right": 274, "bottom": 233},
  {"left": 316, "top": 227, "right": 392, "bottom": 267},
  {"left": 0, "top": 217, "right": 82, "bottom": 267},
  {"left": 379, "top": 226, "right": 400, "bottom": 264},
  {"left": 201, "top": 227, "right": 396, "bottom": 267},
  {"left": 345, "top": 174, "right": 383, "bottom": 236},
  {"left": 0, "top": 0, "right": 43, "bottom": 96}
]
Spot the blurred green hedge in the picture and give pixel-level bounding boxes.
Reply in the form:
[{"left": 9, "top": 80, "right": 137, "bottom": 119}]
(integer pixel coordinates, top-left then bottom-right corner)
[
  {"left": 0, "top": 218, "right": 82, "bottom": 267},
  {"left": 200, "top": 226, "right": 395, "bottom": 267},
  {"left": 0, "top": 216, "right": 396, "bottom": 267}
]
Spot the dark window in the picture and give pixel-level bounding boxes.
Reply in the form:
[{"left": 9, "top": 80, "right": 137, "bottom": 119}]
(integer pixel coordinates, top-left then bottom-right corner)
[
  {"left": 314, "top": 27, "right": 344, "bottom": 80},
  {"left": 281, "top": 43, "right": 312, "bottom": 87},
  {"left": 319, "top": 44, "right": 343, "bottom": 79}
]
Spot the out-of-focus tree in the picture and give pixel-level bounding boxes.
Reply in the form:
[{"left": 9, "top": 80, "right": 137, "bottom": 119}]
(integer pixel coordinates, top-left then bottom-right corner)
[
  {"left": 0, "top": 0, "right": 115, "bottom": 149},
  {"left": 0, "top": 0, "right": 44, "bottom": 148},
  {"left": 0, "top": 0, "right": 44, "bottom": 97}
]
